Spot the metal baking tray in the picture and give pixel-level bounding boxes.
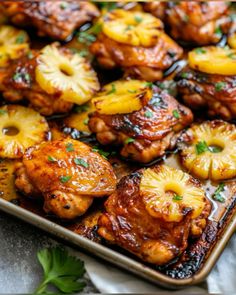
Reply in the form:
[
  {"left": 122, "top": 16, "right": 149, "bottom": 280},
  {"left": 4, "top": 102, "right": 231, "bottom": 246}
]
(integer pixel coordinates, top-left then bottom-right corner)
[{"left": 0, "top": 155, "right": 235, "bottom": 289}]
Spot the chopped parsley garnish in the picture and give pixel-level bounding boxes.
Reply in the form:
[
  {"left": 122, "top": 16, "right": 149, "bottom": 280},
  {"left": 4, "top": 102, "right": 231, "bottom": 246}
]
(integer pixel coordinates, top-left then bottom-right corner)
[
  {"left": 172, "top": 109, "right": 180, "bottom": 119},
  {"left": 77, "top": 23, "right": 102, "bottom": 45},
  {"left": 134, "top": 15, "right": 143, "bottom": 23},
  {"left": 215, "top": 27, "right": 222, "bottom": 37},
  {"left": 215, "top": 82, "right": 226, "bottom": 91},
  {"left": 144, "top": 110, "right": 153, "bottom": 118},
  {"left": 0, "top": 109, "right": 7, "bottom": 115},
  {"left": 181, "top": 72, "right": 189, "bottom": 79},
  {"left": 79, "top": 49, "right": 89, "bottom": 57},
  {"left": 98, "top": 2, "right": 117, "bottom": 11},
  {"left": 16, "top": 34, "right": 25, "bottom": 44},
  {"left": 128, "top": 89, "right": 137, "bottom": 94},
  {"left": 173, "top": 194, "right": 183, "bottom": 201},
  {"left": 66, "top": 142, "right": 74, "bottom": 152},
  {"left": 83, "top": 118, "right": 89, "bottom": 125},
  {"left": 60, "top": 1, "right": 68, "bottom": 9},
  {"left": 212, "top": 183, "right": 225, "bottom": 203},
  {"left": 194, "top": 48, "right": 207, "bottom": 54},
  {"left": 48, "top": 156, "right": 57, "bottom": 162},
  {"left": 144, "top": 82, "right": 153, "bottom": 88},
  {"left": 182, "top": 14, "right": 189, "bottom": 22},
  {"left": 74, "top": 104, "right": 89, "bottom": 113},
  {"left": 125, "top": 25, "right": 134, "bottom": 31},
  {"left": 227, "top": 52, "right": 236, "bottom": 60},
  {"left": 13, "top": 72, "right": 31, "bottom": 84},
  {"left": 195, "top": 140, "right": 208, "bottom": 154},
  {"left": 92, "top": 147, "right": 110, "bottom": 159},
  {"left": 27, "top": 51, "right": 33, "bottom": 59},
  {"left": 74, "top": 158, "right": 89, "bottom": 168},
  {"left": 60, "top": 175, "right": 72, "bottom": 183},
  {"left": 107, "top": 83, "right": 116, "bottom": 95},
  {"left": 125, "top": 137, "right": 135, "bottom": 144}
]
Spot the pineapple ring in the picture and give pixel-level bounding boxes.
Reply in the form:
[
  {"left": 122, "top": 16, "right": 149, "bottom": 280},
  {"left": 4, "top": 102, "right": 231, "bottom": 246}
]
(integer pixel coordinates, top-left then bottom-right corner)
[
  {"left": 35, "top": 44, "right": 100, "bottom": 105},
  {"left": 188, "top": 46, "right": 236, "bottom": 75},
  {"left": 91, "top": 80, "right": 152, "bottom": 115},
  {"left": 0, "top": 105, "right": 49, "bottom": 159},
  {"left": 140, "top": 165, "right": 206, "bottom": 223},
  {"left": 102, "top": 9, "right": 163, "bottom": 47},
  {"left": 0, "top": 160, "right": 19, "bottom": 201},
  {"left": 228, "top": 32, "right": 236, "bottom": 50},
  {"left": 180, "top": 121, "right": 236, "bottom": 181},
  {"left": 0, "top": 25, "right": 29, "bottom": 67}
]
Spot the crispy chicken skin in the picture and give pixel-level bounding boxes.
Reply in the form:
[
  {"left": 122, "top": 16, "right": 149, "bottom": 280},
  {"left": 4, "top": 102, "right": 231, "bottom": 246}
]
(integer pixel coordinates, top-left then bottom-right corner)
[
  {"left": 0, "top": 49, "right": 73, "bottom": 116},
  {"left": 15, "top": 139, "right": 117, "bottom": 219},
  {"left": 90, "top": 32, "right": 183, "bottom": 81},
  {"left": 89, "top": 87, "right": 193, "bottom": 163},
  {"left": 98, "top": 167, "right": 211, "bottom": 265},
  {"left": 177, "top": 68, "right": 236, "bottom": 120},
  {"left": 144, "top": 2, "right": 231, "bottom": 45},
  {"left": 1, "top": 1, "right": 100, "bottom": 41}
]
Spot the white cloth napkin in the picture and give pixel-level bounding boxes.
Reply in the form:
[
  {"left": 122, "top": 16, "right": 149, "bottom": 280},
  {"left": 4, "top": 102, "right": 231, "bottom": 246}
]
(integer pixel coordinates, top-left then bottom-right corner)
[{"left": 73, "top": 234, "right": 236, "bottom": 293}]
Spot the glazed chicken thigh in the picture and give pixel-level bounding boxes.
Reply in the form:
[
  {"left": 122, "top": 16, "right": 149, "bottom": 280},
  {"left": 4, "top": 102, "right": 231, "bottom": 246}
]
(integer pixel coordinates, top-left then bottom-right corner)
[
  {"left": 98, "top": 165, "right": 211, "bottom": 265},
  {"left": 1, "top": 1, "right": 100, "bottom": 41},
  {"left": 15, "top": 139, "right": 117, "bottom": 219}
]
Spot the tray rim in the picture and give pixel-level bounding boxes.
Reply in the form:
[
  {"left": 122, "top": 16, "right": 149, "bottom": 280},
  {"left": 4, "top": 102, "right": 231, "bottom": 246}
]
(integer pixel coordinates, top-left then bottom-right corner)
[{"left": 0, "top": 198, "right": 235, "bottom": 289}]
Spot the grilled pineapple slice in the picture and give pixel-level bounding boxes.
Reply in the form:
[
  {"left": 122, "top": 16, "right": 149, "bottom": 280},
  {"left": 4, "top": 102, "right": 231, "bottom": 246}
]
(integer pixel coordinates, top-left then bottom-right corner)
[
  {"left": 180, "top": 121, "right": 236, "bottom": 181},
  {"left": 188, "top": 46, "right": 236, "bottom": 75},
  {"left": 140, "top": 165, "right": 206, "bottom": 223},
  {"left": 35, "top": 43, "right": 100, "bottom": 105},
  {"left": 0, "top": 105, "right": 49, "bottom": 158},
  {"left": 102, "top": 9, "right": 163, "bottom": 47},
  {"left": 64, "top": 102, "right": 94, "bottom": 134},
  {"left": 228, "top": 32, "right": 236, "bottom": 50},
  {"left": 0, "top": 25, "right": 29, "bottom": 67},
  {"left": 0, "top": 160, "right": 19, "bottom": 201},
  {"left": 91, "top": 80, "right": 152, "bottom": 115}
]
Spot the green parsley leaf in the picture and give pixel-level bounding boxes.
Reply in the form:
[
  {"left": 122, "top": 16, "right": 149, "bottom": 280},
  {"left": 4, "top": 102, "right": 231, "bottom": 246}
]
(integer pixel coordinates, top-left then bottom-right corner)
[
  {"left": 77, "top": 23, "right": 102, "bottom": 45},
  {"left": 194, "top": 48, "right": 207, "bottom": 54},
  {"left": 227, "top": 52, "right": 236, "bottom": 60},
  {"left": 16, "top": 34, "right": 25, "bottom": 44},
  {"left": 74, "top": 158, "right": 89, "bottom": 168},
  {"left": 74, "top": 104, "right": 89, "bottom": 113},
  {"left": 172, "top": 109, "right": 180, "bottom": 119},
  {"left": 35, "top": 247, "right": 85, "bottom": 294},
  {"left": 144, "top": 110, "right": 153, "bottom": 118},
  {"left": 215, "top": 82, "right": 226, "bottom": 91},
  {"left": 92, "top": 147, "right": 110, "bottom": 159},
  {"left": 173, "top": 195, "right": 183, "bottom": 201},
  {"left": 66, "top": 142, "right": 74, "bottom": 152},
  {"left": 215, "top": 27, "right": 222, "bottom": 37},
  {"left": 83, "top": 118, "right": 89, "bottom": 125},
  {"left": 13, "top": 72, "right": 31, "bottom": 84},
  {"left": 181, "top": 72, "right": 189, "bottom": 78},
  {"left": 182, "top": 14, "right": 189, "bottom": 22},
  {"left": 0, "top": 109, "right": 7, "bottom": 115},
  {"left": 48, "top": 156, "right": 57, "bottom": 162},
  {"left": 195, "top": 141, "right": 208, "bottom": 155},
  {"left": 79, "top": 49, "right": 89, "bottom": 57},
  {"left": 60, "top": 175, "right": 72, "bottom": 183},
  {"left": 125, "top": 137, "right": 135, "bottom": 144},
  {"left": 134, "top": 15, "right": 142, "bottom": 23},
  {"left": 212, "top": 183, "right": 225, "bottom": 203},
  {"left": 98, "top": 2, "right": 117, "bottom": 11},
  {"left": 125, "top": 25, "right": 134, "bottom": 31},
  {"left": 60, "top": 1, "right": 68, "bottom": 9},
  {"left": 27, "top": 51, "right": 34, "bottom": 59},
  {"left": 107, "top": 83, "right": 116, "bottom": 95},
  {"left": 144, "top": 82, "right": 153, "bottom": 88}
]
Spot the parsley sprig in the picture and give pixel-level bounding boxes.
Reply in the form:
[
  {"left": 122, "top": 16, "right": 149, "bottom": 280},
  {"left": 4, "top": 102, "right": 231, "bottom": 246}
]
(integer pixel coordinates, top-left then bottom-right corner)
[{"left": 35, "top": 247, "right": 86, "bottom": 294}]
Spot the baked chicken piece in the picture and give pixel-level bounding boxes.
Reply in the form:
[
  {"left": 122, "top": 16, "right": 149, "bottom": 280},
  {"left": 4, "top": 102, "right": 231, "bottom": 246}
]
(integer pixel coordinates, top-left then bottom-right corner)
[
  {"left": 145, "top": 2, "right": 231, "bottom": 46},
  {"left": 0, "top": 43, "right": 99, "bottom": 116},
  {"left": 15, "top": 139, "right": 117, "bottom": 219},
  {"left": 1, "top": 1, "right": 100, "bottom": 41},
  {"left": 90, "top": 9, "right": 183, "bottom": 81},
  {"left": 98, "top": 164, "right": 211, "bottom": 265},
  {"left": 177, "top": 46, "right": 236, "bottom": 120},
  {"left": 88, "top": 80, "right": 193, "bottom": 163}
]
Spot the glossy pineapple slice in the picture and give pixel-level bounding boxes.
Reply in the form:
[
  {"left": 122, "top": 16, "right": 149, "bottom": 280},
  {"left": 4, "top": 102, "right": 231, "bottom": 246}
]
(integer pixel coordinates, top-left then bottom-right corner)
[
  {"left": 91, "top": 80, "right": 152, "bottom": 115},
  {"left": 0, "top": 105, "right": 49, "bottom": 158},
  {"left": 0, "top": 160, "right": 19, "bottom": 201},
  {"left": 35, "top": 43, "right": 100, "bottom": 105},
  {"left": 140, "top": 165, "right": 206, "bottom": 223},
  {"left": 180, "top": 121, "right": 236, "bottom": 181},
  {"left": 64, "top": 102, "right": 94, "bottom": 134},
  {"left": 228, "top": 32, "right": 236, "bottom": 50},
  {"left": 0, "top": 25, "right": 29, "bottom": 67},
  {"left": 102, "top": 9, "right": 163, "bottom": 47},
  {"left": 188, "top": 46, "right": 236, "bottom": 75}
]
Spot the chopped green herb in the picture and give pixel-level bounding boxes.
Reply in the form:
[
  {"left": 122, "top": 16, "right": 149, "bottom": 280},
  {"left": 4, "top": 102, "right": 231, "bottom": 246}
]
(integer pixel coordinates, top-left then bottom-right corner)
[
  {"left": 125, "top": 25, "right": 134, "bottom": 31},
  {"left": 125, "top": 137, "right": 135, "bottom": 144},
  {"left": 107, "top": 83, "right": 116, "bottom": 95},
  {"left": 181, "top": 72, "right": 189, "bottom": 79},
  {"left": 35, "top": 247, "right": 85, "bottom": 294},
  {"left": 16, "top": 34, "right": 25, "bottom": 44},
  {"left": 13, "top": 72, "right": 31, "bottom": 84},
  {"left": 66, "top": 142, "right": 74, "bottom": 152},
  {"left": 27, "top": 51, "right": 33, "bottom": 59},
  {"left": 0, "top": 109, "right": 7, "bottom": 115},
  {"left": 144, "top": 82, "right": 153, "bottom": 88},
  {"left": 172, "top": 109, "right": 180, "bottom": 119},
  {"left": 60, "top": 175, "right": 72, "bottom": 183},
  {"left": 60, "top": 1, "right": 68, "bottom": 9},
  {"left": 215, "top": 82, "right": 226, "bottom": 91},
  {"left": 134, "top": 15, "right": 142, "bottom": 23},
  {"left": 227, "top": 52, "right": 236, "bottom": 60},
  {"left": 79, "top": 49, "right": 89, "bottom": 57},
  {"left": 173, "top": 195, "right": 183, "bottom": 201},
  {"left": 48, "top": 156, "right": 57, "bottom": 162},
  {"left": 208, "top": 146, "right": 222, "bottom": 153},
  {"left": 212, "top": 183, "right": 225, "bottom": 203},
  {"left": 128, "top": 89, "right": 137, "bottom": 94},
  {"left": 194, "top": 48, "right": 207, "bottom": 54},
  {"left": 195, "top": 140, "right": 208, "bottom": 155},
  {"left": 74, "top": 158, "right": 89, "bottom": 168},
  {"left": 92, "top": 147, "right": 110, "bottom": 159},
  {"left": 74, "top": 104, "right": 89, "bottom": 113},
  {"left": 83, "top": 118, "right": 89, "bottom": 125},
  {"left": 144, "top": 110, "right": 153, "bottom": 118},
  {"left": 215, "top": 27, "right": 222, "bottom": 37},
  {"left": 182, "top": 14, "right": 189, "bottom": 22},
  {"left": 78, "top": 32, "right": 96, "bottom": 44},
  {"left": 98, "top": 2, "right": 117, "bottom": 11}
]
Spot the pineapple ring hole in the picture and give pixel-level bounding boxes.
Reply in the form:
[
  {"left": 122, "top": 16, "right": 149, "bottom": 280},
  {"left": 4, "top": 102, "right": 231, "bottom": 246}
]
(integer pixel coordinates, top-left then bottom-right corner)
[
  {"left": 59, "top": 64, "right": 74, "bottom": 77},
  {"left": 164, "top": 182, "right": 182, "bottom": 198},
  {"left": 207, "top": 139, "right": 225, "bottom": 153},
  {"left": 2, "top": 126, "right": 19, "bottom": 136}
]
